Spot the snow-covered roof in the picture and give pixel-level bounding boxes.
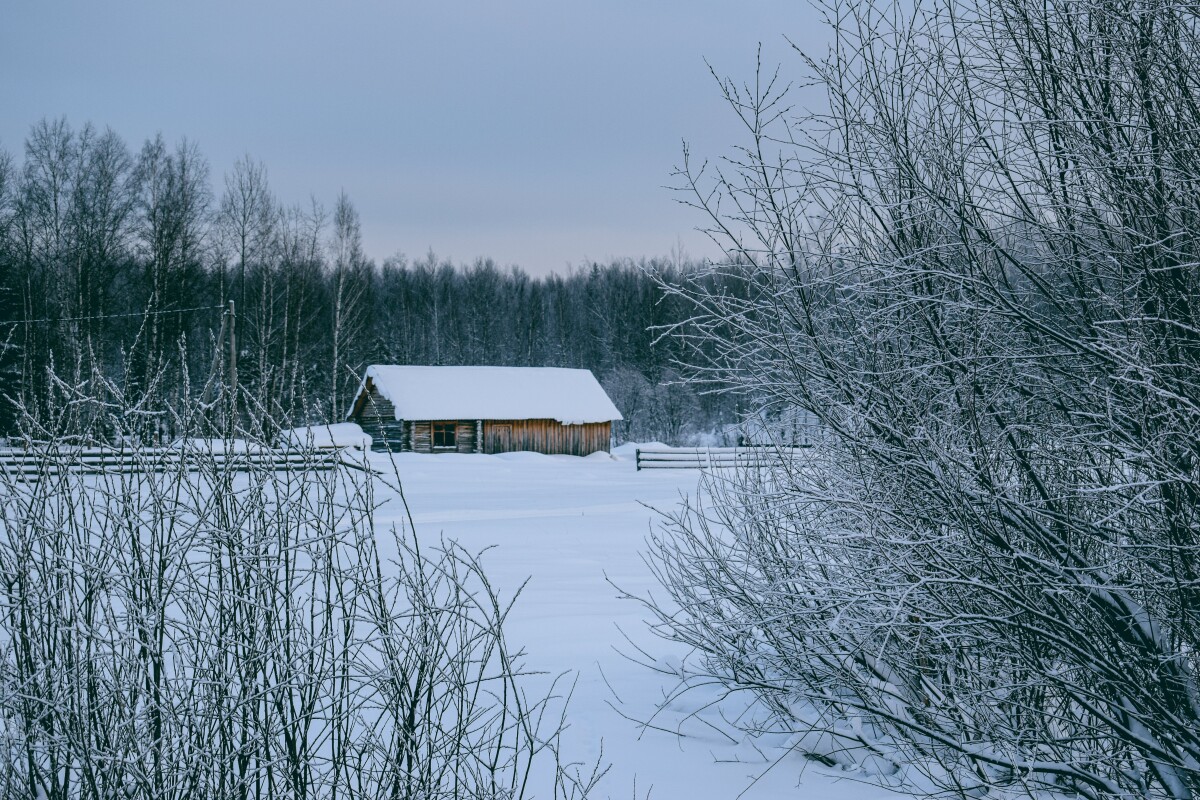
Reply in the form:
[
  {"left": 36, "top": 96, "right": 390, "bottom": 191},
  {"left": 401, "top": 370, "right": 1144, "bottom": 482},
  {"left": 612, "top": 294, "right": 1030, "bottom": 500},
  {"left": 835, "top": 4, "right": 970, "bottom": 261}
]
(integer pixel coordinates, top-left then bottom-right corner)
[{"left": 353, "top": 366, "right": 623, "bottom": 425}]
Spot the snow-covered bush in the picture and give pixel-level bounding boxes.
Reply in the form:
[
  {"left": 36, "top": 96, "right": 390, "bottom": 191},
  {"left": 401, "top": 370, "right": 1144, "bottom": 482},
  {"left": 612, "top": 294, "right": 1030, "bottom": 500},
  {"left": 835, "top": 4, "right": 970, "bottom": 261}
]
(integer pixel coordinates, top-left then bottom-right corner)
[{"left": 640, "top": 0, "right": 1200, "bottom": 797}]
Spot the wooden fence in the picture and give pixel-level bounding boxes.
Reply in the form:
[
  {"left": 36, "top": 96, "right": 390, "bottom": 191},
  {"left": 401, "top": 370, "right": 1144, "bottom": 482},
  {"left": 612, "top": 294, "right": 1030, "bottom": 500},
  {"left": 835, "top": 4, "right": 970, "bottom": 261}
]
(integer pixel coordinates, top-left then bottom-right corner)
[
  {"left": 0, "top": 446, "right": 372, "bottom": 480},
  {"left": 635, "top": 446, "right": 808, "bottom": 471}
]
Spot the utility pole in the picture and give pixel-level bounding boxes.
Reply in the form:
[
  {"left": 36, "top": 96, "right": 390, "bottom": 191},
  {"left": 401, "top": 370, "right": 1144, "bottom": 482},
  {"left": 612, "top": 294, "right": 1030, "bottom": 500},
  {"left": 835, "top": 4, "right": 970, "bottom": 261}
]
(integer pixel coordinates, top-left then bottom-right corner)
[{"left": 228, "top": 299, "right": 238, "bottom": 436}]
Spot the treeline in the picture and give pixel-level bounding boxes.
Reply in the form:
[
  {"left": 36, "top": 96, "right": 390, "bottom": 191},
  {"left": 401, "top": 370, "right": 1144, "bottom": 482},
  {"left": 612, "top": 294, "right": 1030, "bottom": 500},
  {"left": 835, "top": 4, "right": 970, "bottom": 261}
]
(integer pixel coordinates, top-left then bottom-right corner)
[{"left": 0, "top": 118, "right": 739, "bottom": 442}]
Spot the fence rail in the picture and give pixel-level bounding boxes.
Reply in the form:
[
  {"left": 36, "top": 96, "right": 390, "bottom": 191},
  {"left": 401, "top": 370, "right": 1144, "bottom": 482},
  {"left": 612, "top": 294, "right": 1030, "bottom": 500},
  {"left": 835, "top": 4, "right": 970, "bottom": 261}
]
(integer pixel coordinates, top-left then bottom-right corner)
[
  {"left": 0, "top": 445, "right": 372, "bottom": 480},
  {"left": 635, "top": 446, "right": 808, "bottom": 471}
]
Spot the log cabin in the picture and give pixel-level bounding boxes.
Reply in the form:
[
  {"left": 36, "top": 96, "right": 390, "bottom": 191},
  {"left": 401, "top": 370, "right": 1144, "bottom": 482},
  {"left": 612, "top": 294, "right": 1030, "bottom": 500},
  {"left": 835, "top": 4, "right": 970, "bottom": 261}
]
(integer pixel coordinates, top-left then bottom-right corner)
[{"left": 348, "top": 366, "right": 623, "bottom": 455}]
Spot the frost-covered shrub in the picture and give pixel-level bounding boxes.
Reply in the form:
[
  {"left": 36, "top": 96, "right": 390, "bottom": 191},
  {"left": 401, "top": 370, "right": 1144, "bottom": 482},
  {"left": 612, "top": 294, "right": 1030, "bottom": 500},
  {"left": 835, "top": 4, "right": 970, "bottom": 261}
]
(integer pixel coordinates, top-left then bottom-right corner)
[
  {"left": 0, "top": 373, "right": 599, "bottom": 800},
  {"left": 642, "top": 0, "right": 1200, "bottom": 796}
]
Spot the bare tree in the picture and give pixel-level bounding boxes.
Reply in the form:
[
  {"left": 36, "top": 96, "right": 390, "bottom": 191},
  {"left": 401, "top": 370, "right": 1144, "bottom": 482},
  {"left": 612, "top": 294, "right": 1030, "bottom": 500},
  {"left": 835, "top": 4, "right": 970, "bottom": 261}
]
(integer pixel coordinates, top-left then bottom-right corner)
[
  {"left": 217, "top": 157, "right": 281, "bottom": 408},
  {"left": 602, "top": 366, "right": 652, "bottom": 444},
  {"left": 131, "top": 135, "right": 212, "bottom": 404},
  {"left": 267, "top": 199, "right": 326, "bottom": 419},
  {"left": 218, "top": 156, "right": 275, "bottom": 308},
  {"left": 12, "top": 119, "right": 75, "bottom": 392},
  {"left": 638, "top": 0, "right": 1200, "bottom": 797},
  {"left": 65, "top": 124, "right": 136, "bottom": 362},
  {"left": 328, "top": 192, "right": 370, "bottom": 420}
]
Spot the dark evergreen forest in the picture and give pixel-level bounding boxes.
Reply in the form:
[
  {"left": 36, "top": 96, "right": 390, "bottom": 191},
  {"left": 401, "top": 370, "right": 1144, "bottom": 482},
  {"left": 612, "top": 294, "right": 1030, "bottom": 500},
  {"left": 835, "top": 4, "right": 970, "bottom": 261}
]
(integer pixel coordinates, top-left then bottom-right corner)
[{"left": 0, "top": 119, "right": 741, "bottom": 442}]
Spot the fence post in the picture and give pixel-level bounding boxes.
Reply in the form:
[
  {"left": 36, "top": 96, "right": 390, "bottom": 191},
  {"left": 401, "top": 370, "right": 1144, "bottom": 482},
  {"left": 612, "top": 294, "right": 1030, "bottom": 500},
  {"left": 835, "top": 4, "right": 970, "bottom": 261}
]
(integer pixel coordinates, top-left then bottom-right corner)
[{"left": 636, "top": 448, "right": 641, "bottom": 471}]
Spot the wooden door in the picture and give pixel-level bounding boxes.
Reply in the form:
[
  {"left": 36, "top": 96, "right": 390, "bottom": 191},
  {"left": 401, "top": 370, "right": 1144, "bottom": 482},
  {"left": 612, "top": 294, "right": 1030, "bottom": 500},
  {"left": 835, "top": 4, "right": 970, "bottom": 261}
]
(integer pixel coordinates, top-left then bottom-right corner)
[{"left": 491, "top": 424, "right": 512, "bottom": 453}]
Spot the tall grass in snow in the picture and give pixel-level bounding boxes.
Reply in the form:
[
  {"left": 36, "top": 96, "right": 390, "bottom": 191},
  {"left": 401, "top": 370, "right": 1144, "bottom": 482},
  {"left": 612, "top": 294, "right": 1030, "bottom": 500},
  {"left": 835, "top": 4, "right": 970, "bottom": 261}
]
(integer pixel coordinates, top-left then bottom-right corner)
[{"left": 0, "top": 369, "right": 600, "bottom": 800}]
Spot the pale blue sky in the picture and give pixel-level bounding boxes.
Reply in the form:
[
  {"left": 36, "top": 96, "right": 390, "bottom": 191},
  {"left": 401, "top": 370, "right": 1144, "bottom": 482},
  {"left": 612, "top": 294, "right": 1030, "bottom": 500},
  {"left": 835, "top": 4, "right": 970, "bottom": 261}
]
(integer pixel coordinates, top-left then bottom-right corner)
[{"left": 1, "top": 1, "right": 823, "bottom": 274}]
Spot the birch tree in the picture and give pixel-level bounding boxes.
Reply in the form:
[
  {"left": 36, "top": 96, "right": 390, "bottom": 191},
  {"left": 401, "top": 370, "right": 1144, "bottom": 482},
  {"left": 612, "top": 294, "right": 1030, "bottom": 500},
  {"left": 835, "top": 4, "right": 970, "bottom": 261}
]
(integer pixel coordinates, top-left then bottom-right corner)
[
  {"left": 328, "top": 192, "right": 370, "bottom": 420},
  {"left": 218, "top": 156, "right": 275, "bottom": 309},
  {"left": 131, "top": 135, "right": 211, "bottom": 404},
  {"left": 269, "top": 200, "right": 326, "bottom": 419},
  {"left": 66, "top": 125, "right": 136, "bottom": 361},
  {"left": 0, "top": 145, "right": 18, "bottom": 433},
  {"left": 13, "top": 119, "right": 75, "bottom": 392}
]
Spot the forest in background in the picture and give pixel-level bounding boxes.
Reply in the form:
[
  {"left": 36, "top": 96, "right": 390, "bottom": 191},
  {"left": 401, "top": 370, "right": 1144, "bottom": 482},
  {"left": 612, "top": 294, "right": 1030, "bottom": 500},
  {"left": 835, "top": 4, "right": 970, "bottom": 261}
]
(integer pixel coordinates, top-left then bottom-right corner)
[{"left": 0, "top": 118, "right": 744, "bottom": 442}]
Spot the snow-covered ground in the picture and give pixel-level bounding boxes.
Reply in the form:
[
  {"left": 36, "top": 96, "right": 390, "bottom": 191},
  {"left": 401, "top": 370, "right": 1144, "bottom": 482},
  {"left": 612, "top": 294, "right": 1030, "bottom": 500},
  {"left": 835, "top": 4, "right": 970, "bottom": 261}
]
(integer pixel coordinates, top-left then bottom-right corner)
[{"left": 366, "top": 445, "right": 897, "bottom": 800}]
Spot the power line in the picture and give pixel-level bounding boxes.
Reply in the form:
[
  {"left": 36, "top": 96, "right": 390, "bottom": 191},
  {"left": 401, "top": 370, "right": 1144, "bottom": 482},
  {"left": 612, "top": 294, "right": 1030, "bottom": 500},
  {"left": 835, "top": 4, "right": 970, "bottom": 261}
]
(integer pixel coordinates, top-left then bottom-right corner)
[{"left": 0, "top": 304, "right": 225, "bottom": 327}]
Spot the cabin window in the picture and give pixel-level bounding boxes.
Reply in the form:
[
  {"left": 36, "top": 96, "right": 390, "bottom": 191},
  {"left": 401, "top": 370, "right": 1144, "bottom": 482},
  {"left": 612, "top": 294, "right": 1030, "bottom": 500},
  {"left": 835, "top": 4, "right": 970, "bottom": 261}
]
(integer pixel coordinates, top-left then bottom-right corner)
[{"left": 432, "top": 422, "right": 457, "bottom": 449}]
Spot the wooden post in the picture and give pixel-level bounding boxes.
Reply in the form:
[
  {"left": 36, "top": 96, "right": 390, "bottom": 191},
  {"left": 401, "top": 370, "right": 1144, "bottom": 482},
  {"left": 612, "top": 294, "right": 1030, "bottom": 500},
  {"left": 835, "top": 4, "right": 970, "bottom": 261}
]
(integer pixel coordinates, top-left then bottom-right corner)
[
  {"left": 228, "top": 300, "right": 237, "bottom": 435},
  {"left": 204, "top": 305, "right": 229, "bottom": 407},
  {"left": 475, "top": 420, "right": 482, "bottom": 453}
]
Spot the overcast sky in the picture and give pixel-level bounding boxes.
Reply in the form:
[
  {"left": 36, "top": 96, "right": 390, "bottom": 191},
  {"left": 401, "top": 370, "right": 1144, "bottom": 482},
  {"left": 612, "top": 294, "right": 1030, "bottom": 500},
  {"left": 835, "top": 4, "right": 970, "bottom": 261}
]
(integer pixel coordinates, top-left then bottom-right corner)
[{"left": 1, "top": 2, "right": 824, "bottom": 275}]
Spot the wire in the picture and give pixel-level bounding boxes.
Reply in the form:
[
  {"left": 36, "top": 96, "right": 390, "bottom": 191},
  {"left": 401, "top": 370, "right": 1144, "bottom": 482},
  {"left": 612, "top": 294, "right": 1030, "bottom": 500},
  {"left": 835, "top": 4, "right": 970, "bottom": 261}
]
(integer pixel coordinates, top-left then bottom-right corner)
[{"left": 0, "top": 304, "right": 225, "bottom": 326}]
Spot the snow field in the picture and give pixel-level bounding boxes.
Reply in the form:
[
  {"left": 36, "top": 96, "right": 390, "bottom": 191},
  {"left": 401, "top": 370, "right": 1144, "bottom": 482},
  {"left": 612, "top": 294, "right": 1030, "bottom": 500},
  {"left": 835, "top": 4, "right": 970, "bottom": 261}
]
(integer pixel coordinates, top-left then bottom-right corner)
[{"left": 367, "top": 448, "right": 898, "bottom": 800}]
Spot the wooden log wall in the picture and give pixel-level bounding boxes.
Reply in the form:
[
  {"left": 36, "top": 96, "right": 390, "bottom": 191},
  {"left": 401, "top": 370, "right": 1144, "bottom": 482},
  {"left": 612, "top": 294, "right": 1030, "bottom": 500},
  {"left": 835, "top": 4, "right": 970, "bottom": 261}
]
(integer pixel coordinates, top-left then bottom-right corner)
[
  {"left": 457, "top": 422, "right": 477, "bottom": 454},
  {"left": 411, "top": 421, "right": 431, "bottom": 451},
  {"left": 483, "top": 419, "right": 610, "bottom": 456},
  {"left": 361, "top": 419, "right": 405, "bottom": 452},
  {"left": 352, "top": 387, "right": 408, "bottom": 452},
  {"left": 406, "top": 421, "right": 478, "bottom": 453}
]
